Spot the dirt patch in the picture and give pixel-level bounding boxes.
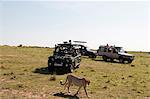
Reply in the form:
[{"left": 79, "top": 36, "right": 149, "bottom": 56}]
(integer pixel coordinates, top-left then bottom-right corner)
[
  {"left": 0, "top": 88, "right": 48, "bottom": 99},
  {"left": 0, "top": 78, "right": 16, "bottom": 83},
  {"left": 49, "top": 75, "right": 56, "bottom": 81}
]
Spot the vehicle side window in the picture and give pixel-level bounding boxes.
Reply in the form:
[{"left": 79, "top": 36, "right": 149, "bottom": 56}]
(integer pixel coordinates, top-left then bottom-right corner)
[
  {"left": 108, "top": 48, "right": 112, "bottom": 52},
  {"left": 99, "top": 47, "right": 106, "bottom": 52},
  {"left": 113, "top": 48, "right": 117, "bottom": 53},
  {"left": 55, "top": 47, "right": 60, "bottom": 53},
  {"left": 104, "top": 48, "right": 107, "bottom": 52}
]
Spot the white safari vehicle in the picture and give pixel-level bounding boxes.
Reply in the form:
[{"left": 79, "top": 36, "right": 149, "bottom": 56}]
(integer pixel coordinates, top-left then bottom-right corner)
[{"left": 97, "top": 44, "right": 134, "bottom": 63}]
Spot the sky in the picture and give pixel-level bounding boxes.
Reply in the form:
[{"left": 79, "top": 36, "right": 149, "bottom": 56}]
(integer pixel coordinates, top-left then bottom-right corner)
[{"left": 0, "top": 0, "right": 150, "bottom": 51}]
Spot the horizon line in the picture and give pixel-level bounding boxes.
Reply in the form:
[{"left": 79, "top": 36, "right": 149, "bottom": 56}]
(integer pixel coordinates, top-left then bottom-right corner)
[{"left": 0, "top": 44, "right": 149, "bottom": 52}]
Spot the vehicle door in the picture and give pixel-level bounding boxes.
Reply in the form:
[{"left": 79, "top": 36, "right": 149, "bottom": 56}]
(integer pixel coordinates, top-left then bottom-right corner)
[{"left": 110, "top": 48, "right": 119, "bottom": 59}]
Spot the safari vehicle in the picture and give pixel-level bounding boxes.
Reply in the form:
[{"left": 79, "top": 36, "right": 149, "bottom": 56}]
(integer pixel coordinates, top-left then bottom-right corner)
[
  {"left": 48, "top": 40, "right": 81, "bottom": 73},
  {"left": 73, "top": 41, "right": 96, "bottom": 58},
  {"left": 97, "top": 44, "right": 134, "bottom": 63}
]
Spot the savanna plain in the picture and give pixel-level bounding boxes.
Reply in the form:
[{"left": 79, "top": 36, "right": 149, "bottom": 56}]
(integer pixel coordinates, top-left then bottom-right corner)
[{"left": 0, "top": 45, "right": 150, "bottom": 99}]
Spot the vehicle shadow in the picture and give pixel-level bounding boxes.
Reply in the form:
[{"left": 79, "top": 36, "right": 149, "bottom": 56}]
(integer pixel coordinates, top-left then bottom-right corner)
[
  {"left": 53, "top": 92, "right": 79, "bottom": 99},
  {"left": 93, "top": 58, "right": 122, "bottom": 64},
  {"left": 93, "top": 58, "right": 104, "bottom": 62},
  {"left": 33, "top": 66, "right": 69, "bottom": 75}
]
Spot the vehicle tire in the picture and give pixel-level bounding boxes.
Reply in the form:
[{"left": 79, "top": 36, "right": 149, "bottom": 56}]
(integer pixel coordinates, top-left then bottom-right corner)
[
  {"left": 128, "top": 60, "right": 132, "bottom": 63},
  {"left": 89, "top": 53, "right": 96, "bottom": 58},
  {"left": 92, "top": 54, "right": 96, "bottom": 58},
  {"left": 110, "top": 58, "right": 114, "bottom": 62},
  {"left": 48, "top": 60, "right": 54, "bottom": 72},
  {"left": 67, "top": 64, "right": 74, "bottom": 73},
  {"left": 89, "top": 54, "right": 92, "bottom": 58},
  {"left": 102, "top": 56, "right": 107, "bottom": 61},
  {"left": 119, "top": 58, "right": 124, "bottom": 63},
  {"left": 48, "top": 65, "right": 54, "bottom": 72}
]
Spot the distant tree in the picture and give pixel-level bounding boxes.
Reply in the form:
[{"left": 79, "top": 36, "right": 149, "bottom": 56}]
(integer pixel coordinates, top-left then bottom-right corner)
[{"left": 18, "top": 44, "right": 22, "bottom": 47}]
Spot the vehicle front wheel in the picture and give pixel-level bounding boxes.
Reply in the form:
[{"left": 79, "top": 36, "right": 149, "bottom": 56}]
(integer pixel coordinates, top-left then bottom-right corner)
[
  {"left": 128, "top": 60, "right": 132, "bottom": 63},
  {"left": 102, "top": 56, "right": 107, "bottom": 61},
  {"left": 48, "top": 65, "right": 54, "bottom": 72},
  {"left": 67, "top": 64, "right": 74, "bottom": 73},
  {"left": 110, "top": 58, "right": 114, "bottom": 62},
  {"left": 89, "top": 55, "right": 93, "bottom": 58},
  {"left": 48, "top": 60, "right": 54, "bottom": 72},
  {"left": 119, "top": 58, "right": 124, "bottom": 63},
  {"left": 92, "top": 55, "right": 96, "bottom": 58}
]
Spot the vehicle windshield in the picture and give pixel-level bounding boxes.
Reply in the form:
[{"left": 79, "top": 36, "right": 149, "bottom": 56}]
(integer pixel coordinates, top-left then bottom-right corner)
[
  {"left": 86, "top": 47, "right": 92, "bottom": 52},
  {"left": 116, "top": 47, "right": 125, "bottom": 53},
  {"left": 54, "top": 45, "right": 77, "bottom": 56}
]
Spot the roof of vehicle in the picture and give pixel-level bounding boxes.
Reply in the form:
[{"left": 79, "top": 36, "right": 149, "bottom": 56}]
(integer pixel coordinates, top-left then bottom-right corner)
[
  {"left": 99, "top": 45, "right": 122, "bottom": 48},
  {"left": 57, "top": 43, "right": 73, "bottom": 46},
  {"left": 73, "top": 41, "right": 87, "bottom": 43}
]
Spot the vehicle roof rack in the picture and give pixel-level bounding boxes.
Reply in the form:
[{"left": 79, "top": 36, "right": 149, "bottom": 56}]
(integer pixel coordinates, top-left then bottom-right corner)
[{"left": 73, "top": 41, "right": 87, "bottom": 43}]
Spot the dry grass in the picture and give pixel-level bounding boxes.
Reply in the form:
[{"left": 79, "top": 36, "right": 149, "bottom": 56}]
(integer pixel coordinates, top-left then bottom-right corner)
[{"left": 0, "top": 45, "right": 150, "bottom": 99}]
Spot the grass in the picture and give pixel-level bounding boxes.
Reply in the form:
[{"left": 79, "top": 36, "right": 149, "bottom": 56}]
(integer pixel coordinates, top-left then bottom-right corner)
[{"left": 0, "top": 45, "right": 150, "bottom": 99}]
